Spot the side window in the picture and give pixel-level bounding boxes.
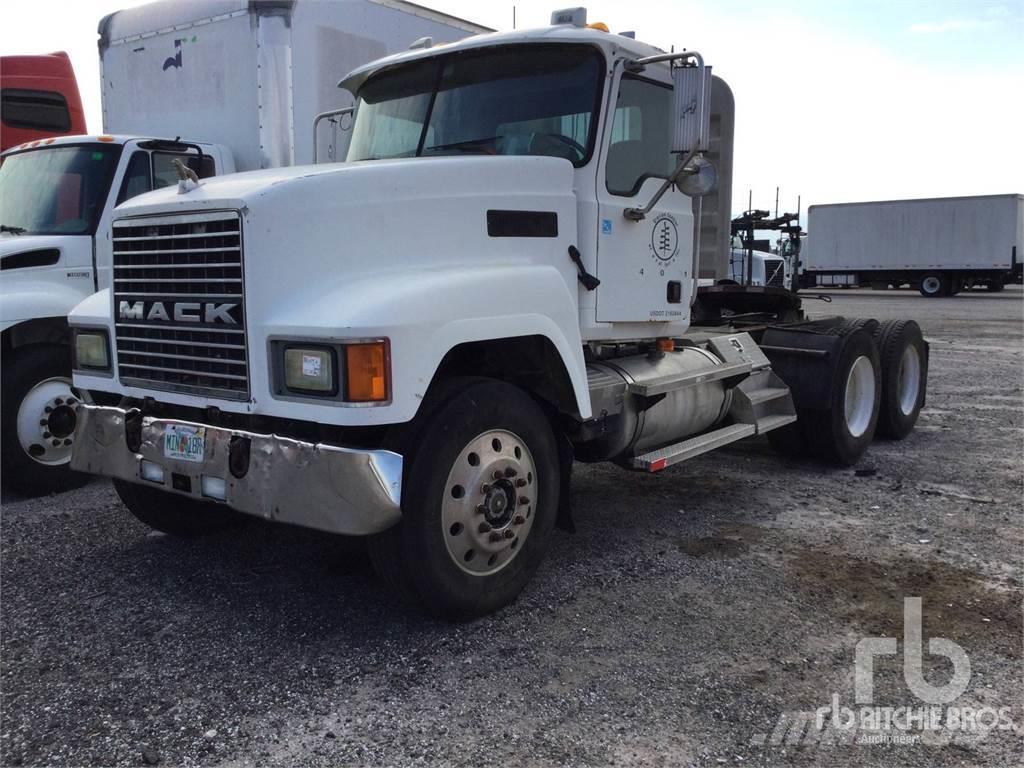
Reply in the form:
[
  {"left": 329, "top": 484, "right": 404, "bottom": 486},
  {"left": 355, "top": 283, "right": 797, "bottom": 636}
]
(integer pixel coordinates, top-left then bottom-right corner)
[
  {"left": 151, "top": 152, "right": 216, "bottom": 190},
  {"left": 116, "top": 151, "right": 153, "bottom": 204},
  {"left": 1, "top": 88, "right": 71, "bottom": 132},
  {"left": 605, "top": 76, "right": 675, "bottom": 196}
]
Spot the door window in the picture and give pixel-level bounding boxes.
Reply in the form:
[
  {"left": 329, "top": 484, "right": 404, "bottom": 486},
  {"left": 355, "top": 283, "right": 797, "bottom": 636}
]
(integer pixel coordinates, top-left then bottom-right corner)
[
  {"left": 116, "top": 151, "right": 153, "bottom": 204},
  {"left": 605, "top": 76, "right": 674, "bottom": 196}
]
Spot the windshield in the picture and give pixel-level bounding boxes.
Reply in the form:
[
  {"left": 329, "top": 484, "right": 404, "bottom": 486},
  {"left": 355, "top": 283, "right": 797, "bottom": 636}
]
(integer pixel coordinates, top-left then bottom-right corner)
[
  {"left": 0, "top": 144, "right": 121, "bottom": 236},
  {"left": 347, "top": 45, "right": 604, "bottom": 167}
]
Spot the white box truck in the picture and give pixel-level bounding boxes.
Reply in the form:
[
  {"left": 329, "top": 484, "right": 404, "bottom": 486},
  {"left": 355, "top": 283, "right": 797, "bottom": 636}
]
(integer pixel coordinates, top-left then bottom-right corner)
[
  {"left": 1, "top": 0, "right": 488, "bottom": 496},
  {"left": 802, "top": 194, "right": 1024, "bottom": 296},
  {"left": 67, "top": 8, "right": 931, "bottom": 619}
]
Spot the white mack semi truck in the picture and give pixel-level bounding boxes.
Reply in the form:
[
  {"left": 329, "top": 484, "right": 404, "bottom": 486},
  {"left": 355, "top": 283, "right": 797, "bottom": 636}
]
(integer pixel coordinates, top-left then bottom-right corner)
[
  {"left": 66, "top": 10, "right": 930, "bottom": 619},
  {"left": 0, "top": 0, "right": 488, "bottom": 496}
]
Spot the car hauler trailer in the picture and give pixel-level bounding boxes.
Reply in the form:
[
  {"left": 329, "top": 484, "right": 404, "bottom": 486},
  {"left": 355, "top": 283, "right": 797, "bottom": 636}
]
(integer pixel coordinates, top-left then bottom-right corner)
[
  {"left": 67, "top": 8, "right": 931, "bottom": 620},
  {"left": 802, "top": 194, "right": 1024, "bottom": 296},
  {"left": 1, "top": 0, "right": 488, "bottom": 496}
]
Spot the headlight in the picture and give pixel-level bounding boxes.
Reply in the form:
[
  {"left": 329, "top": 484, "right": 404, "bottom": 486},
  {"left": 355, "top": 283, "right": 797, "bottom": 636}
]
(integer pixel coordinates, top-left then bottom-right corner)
[
  {"left": 74, "top": 330, "right": 110, "bottom": 371},
  {"left": 283, "top": 347, "right": 336, "bottom": 393}
]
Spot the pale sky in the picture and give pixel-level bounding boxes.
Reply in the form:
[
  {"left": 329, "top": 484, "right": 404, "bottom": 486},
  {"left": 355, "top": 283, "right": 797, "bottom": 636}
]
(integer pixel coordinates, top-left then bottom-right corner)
[{"left": 3, "top": 0, "right": 1022, "bottom": 217}]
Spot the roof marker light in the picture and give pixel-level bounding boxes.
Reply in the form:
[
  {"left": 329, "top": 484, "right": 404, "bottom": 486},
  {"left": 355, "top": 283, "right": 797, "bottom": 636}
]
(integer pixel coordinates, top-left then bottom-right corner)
[{"left": 551, "top": 7, "right": 587, "bottom": 27}]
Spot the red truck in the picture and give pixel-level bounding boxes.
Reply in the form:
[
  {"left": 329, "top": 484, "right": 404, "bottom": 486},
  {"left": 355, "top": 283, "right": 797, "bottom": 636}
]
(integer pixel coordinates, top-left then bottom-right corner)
[{"left": 1, "top": 52, "right": 87, "bottom": 152}]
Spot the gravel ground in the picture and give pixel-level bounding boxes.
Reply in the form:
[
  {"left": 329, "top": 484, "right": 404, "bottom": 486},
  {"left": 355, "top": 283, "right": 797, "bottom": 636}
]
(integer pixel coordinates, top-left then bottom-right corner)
[{"left": 2, "top": 287, "right": 1021, "bottom": 767}]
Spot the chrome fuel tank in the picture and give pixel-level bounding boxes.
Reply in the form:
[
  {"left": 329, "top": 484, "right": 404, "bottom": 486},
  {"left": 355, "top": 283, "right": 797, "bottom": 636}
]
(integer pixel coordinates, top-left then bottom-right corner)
[{"left": 582, "top": 346, "right": 732, "bottom": 461}]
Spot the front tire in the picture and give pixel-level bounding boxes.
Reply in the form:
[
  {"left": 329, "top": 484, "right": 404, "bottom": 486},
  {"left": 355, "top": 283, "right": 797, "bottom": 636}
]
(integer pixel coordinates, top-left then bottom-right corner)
[
  {"left": 368, "top": 379, "right": 559, "bottom": 620},
  {"left": 1, "top": 344, "right": 90, "bottom": 496},
  {"left": 114, "top": 479, "right": 245, "bottom": 538}
]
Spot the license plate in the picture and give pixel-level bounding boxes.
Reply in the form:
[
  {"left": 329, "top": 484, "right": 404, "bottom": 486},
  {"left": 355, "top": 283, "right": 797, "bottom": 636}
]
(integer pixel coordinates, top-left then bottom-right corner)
[{"left": 164, "top": 425, "right": 206, "bottom": 463}]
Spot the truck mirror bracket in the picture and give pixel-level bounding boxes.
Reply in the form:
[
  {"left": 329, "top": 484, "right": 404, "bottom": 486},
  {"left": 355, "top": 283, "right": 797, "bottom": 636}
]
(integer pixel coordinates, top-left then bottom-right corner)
[{"left": 624, "top": 148, "right": 701, "bottom": 221}]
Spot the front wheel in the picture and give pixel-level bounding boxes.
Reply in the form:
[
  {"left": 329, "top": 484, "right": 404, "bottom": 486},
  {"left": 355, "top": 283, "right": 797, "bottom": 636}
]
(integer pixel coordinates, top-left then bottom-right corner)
[
  {"left": 368, "top": 379, "right": 559, "bottom": 620},
  {"left": 1, "top": 344, "right": 91, "bottom": 496}
]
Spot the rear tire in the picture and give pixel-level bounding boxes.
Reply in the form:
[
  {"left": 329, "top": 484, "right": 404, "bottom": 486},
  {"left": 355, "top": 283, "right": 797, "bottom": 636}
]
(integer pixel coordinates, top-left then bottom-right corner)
[
  {"left": 1, "top": 344, "right": 91, "bottom": 496},
  {"left": 872, "top": 319, "right": 926, "bottom": 439},
  {"left": 368, "top": 378, "right": 559, "bottom": 620},
  {"left": 114, "top": 479, "right": 245, "bottom": 538},
  {"left": 784, "top": 330, "right": 881, "bottom": 466},
  {"left": 987, "top": 280, "right": 1005, "bottom": 293},
  {"left": 918, "top": 273, "right": 946, "bottom": 297}
]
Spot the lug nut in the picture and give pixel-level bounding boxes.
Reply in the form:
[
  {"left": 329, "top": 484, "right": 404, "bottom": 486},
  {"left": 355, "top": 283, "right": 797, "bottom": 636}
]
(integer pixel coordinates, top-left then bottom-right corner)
[
  {"left": 478, "top": 522, "right": 492, "bottom": 533},
  {"left": 492, "top": 470, "right": 504, "bottom": 480},
  {"left": 54, "top": 398, "right": 64, "bottom": 406},
  {"left": 44, "top": 406, "right": 53, "bottom": 413},
  {"left": 515, "top": 478, "right": 527, "bottom": 488},
  {"left": 513, "top": 515, "right": 526, "bottom": 525},
  {"left": 63, "top": 439, "right": 72, "bottom": 446},
  {"left": 504, "top": 468, "right": 517, "bottom": 478},
  {"left": 39, "top": 419, "right": 48, "bottom": 426},
  {"left": 480, "top": 483, "right": 490, "bottom": 494},
  {"left": 475, "top": 504, "right": 487, "bottom": 515},
  {"left": 489, "top": 532, "right": 503, "bottom": 542},
  {"left": 66, "top": 398, "right": 76, "bottom": 406},
  {"left": 518, "top": 496, "right": 529, "bottom": 506},
  {"left": 503, "top": 530, "right": 515, "bottom": 540},
  {"left": 43, "top": 432, "right": 52, "bottom": 439},
  {"left": 51, "top": 439, "right": 60, "bottom": 447}
]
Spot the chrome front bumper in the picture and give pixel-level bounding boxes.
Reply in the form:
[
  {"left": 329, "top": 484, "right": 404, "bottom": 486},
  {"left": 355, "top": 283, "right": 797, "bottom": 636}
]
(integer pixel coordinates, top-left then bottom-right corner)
[{"left": 70, "top": 405, "right": 403, "bottom": 535}]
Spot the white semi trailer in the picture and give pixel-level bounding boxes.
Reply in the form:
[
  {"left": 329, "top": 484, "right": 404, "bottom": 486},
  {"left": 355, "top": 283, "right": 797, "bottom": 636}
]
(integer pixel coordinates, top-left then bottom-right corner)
[
  {"left": 67, "top": 9, "right": 931, "bottom": 619},
  {"left": 0, "top": 0, "right": 488, "bottom": 495},
  {"left": 802, "top": 194, "right": 1024, "bottom": 296}
]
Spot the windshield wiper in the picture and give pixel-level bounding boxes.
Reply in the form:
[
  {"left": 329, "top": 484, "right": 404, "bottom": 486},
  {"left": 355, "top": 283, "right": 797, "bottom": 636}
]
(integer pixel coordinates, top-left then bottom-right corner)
[
  {"left": 1, "top": 224, "right": 26, "bottom": 235},
  {"left": 424, "top": 136, "right": 503, "bottom": 153}
]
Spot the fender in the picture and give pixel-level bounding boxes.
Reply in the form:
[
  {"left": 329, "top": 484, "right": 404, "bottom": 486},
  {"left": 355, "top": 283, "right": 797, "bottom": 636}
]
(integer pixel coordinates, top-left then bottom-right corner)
[
  {"left": 261, "top": 264, "right": 591, "bottom": 423},
  {"left": 0, "top": 278, "right": 95, "bottom": 334}
]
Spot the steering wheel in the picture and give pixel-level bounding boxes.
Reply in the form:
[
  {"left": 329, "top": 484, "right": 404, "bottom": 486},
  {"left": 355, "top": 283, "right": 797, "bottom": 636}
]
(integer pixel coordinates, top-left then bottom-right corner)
[{"left": 537, "top": 133, "right": 586, "bottom": 161}]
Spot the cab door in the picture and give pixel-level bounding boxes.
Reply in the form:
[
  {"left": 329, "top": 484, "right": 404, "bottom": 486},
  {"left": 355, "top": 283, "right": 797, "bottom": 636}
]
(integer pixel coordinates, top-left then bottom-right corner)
[{"left": 595, "top": 72, "right": 694, "bottom": 323}]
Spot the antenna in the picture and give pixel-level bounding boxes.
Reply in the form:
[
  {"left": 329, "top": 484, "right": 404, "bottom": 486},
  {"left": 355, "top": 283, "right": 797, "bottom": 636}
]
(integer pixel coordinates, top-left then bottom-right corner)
[
  {"left": 775, "top": 186, "right": 779, "bottom": 218},
  {"left": 513, "top": 5, "right": 516, "bottom": 29}
]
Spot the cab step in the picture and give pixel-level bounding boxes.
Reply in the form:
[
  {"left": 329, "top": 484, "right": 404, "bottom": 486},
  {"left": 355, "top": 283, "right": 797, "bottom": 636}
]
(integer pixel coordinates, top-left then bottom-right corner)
[{"left": 629, "top": 423, "right": 756, "bottom": 472}]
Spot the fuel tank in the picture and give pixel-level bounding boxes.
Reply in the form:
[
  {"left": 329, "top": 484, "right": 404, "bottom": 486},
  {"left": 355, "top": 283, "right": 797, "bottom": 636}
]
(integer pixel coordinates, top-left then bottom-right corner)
[{"left": 581, "top": 346, "right": 732, "bottom": 461}]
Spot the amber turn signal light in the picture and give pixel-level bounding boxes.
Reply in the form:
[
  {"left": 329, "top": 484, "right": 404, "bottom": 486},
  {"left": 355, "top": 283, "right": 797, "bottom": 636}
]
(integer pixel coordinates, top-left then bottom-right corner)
[{"left": 345, "top": 342, "right": 389, "bottom": 402}]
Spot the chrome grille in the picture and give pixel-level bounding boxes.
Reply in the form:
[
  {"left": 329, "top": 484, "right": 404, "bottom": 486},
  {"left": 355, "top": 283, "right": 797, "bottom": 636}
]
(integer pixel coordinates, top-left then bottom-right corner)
[
  {"left": 112, "top": 211, "right": 248, "bottom": 400},
  {"left": 764, "top": 258, "right": 787, "bottom": 288}
]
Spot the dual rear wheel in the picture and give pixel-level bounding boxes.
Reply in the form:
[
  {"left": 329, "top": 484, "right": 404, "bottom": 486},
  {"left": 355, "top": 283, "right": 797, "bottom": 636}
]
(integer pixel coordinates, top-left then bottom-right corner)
[{"left": 768, "top": 319, "right": 925, "bottom": 465}]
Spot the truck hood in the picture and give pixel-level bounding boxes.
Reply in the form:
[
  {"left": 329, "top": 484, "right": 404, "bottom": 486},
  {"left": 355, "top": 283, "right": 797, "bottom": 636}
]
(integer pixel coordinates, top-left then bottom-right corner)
[{"left": 112, "top": 157, "right": 475, "bottom": 217}]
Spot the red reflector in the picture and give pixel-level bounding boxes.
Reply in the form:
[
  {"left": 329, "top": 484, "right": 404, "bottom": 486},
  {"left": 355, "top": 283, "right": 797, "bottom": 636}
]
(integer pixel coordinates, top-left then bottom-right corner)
[{"left": 649, "top": 458, "right": 667, "bottom": 472}]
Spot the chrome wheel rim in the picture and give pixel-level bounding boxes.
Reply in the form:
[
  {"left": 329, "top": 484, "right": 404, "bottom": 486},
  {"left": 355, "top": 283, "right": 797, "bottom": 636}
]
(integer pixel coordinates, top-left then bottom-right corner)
[
  {"left": 843, "top": 356, "right": 875, "bottom": 438},
  {"left": 441, "top": 429, "right": 537, "bottom": 576},
  {"left": 16, "top": 377, "right": 87, "bottom": 466},
  {"left": 921, "top": 276, "right": 941, "bottom": 295},
  {"left": 897, "top": 345, "right": 922, "bottom": 416}
]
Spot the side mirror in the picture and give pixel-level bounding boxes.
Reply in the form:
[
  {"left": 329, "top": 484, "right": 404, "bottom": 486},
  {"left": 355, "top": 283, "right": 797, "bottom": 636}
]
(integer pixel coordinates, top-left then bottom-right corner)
[
  {"left": 672, "top": 64, "right": 712, "bottom": 154},
  {"left": 677, "top": 156, "right": 718, "bottom": 197}
]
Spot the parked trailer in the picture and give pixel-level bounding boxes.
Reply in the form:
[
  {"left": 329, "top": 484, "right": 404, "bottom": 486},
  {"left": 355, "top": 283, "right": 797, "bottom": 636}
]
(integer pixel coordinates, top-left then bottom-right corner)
[
  {"left": 99, "top": 0, "right": 490, "bottom": 169},
  {"left": 802, "top": 194, "right": 1024, "bottom": 296},
  {"left": 1, "top": 0, "right": 488, "bottom": 497},
  {"left": 0, "top": 52, "right": 87, "bottom": 152},
  {"left": 68, "top": 8, "right": 931, "bottom": 619}
]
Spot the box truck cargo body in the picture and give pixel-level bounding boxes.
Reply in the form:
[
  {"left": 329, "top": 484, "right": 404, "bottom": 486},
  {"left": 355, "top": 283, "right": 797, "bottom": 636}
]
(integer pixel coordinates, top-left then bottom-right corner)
[
  {"left": 98, "top": 0, "right": 490, "bottom": 171},
  {"left": 803, "top": 194, "right": 1023, "bottom": 296}
]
